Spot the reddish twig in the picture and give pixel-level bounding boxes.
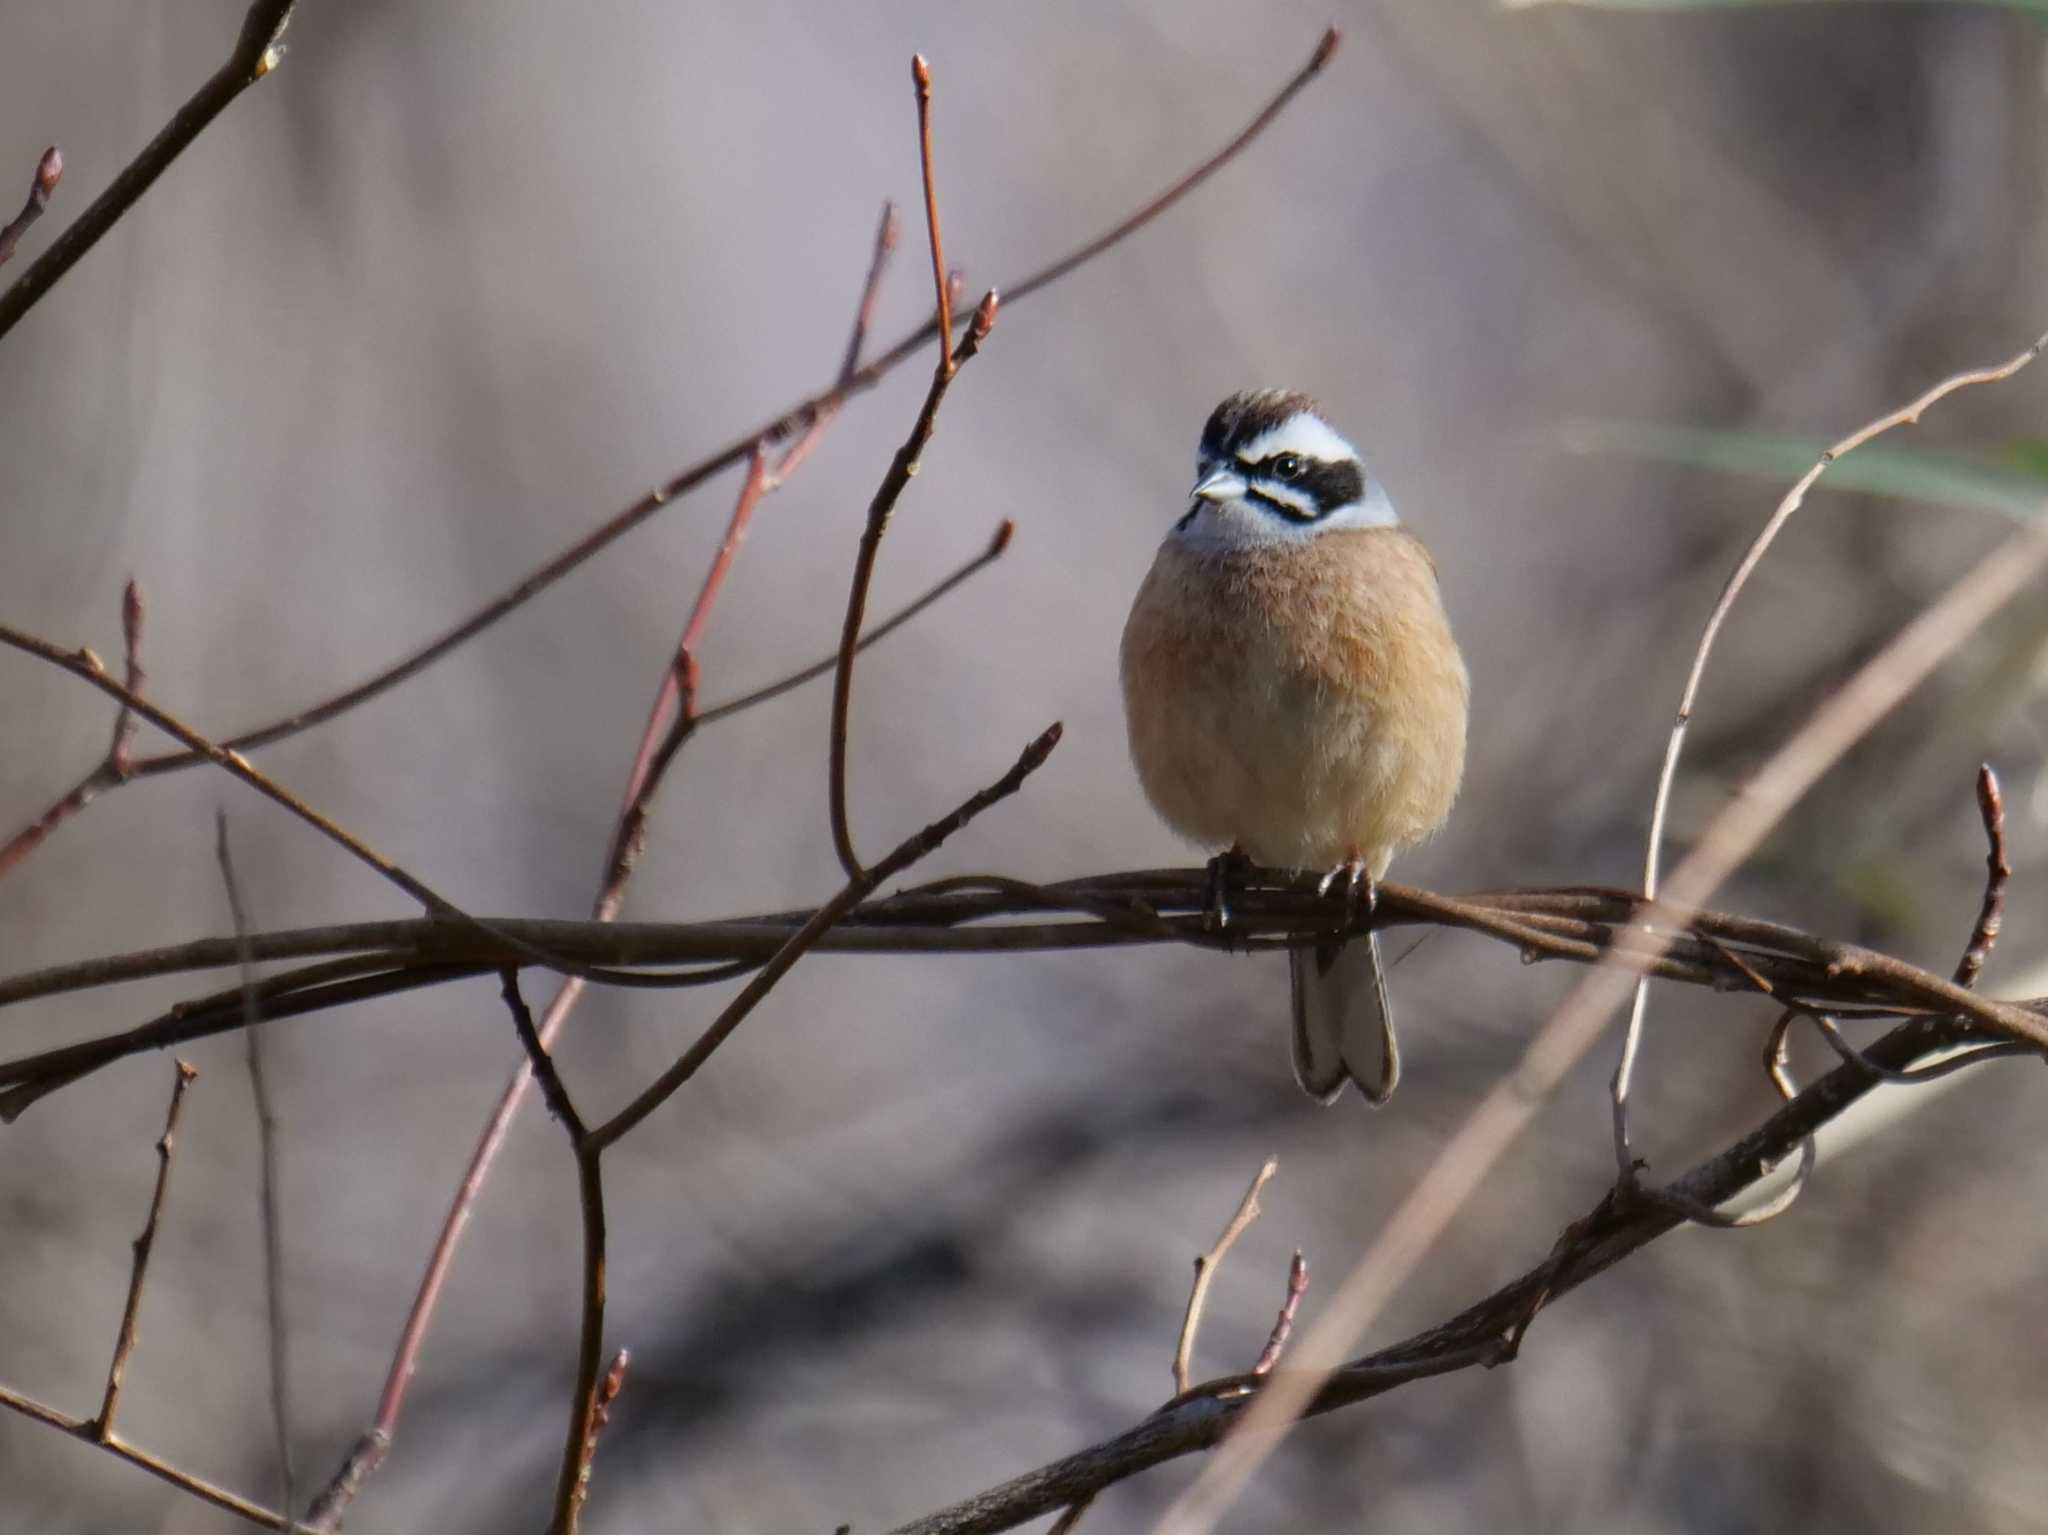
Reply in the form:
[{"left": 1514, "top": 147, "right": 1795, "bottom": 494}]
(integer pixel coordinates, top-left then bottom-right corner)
[
  {"left": 92, "top": 1059, "right": 199, "bottom": 1440},
  {"left": 1953, "top": 763, "right": 2009, "bottom": 990},
  {"left": 600, "top": 445, "right": 772, "bottom": 891},
  {"left": 0, "top": 146, "right": 62, "bottom": 270},
  {"left": 570, "top": 1350, "right": 632, "bottom": 1522},
  {"left": 829, "top": 286, "right": 999, "bottom": 878},
  {"left": 912, "top": 58, "right": 954, "bottom": 378},
  {"left": 0, "top": 2, "right": 293, "bottom": 338},
  {"left": 1251, "top": 1254, "right": 1308, "bottom": 1377},
  {"left": 842, "top": 202, "right": 901, "bottom": 385},
  {"left": 830, "top": 55, "right": 997, "bottom": 879},
  {"left": 0, "top": 580, "right": 142, "bottom": 882}
]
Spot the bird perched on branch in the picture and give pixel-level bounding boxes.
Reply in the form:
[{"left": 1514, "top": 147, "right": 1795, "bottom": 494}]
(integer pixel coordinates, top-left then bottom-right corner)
[{"left": 1120, "top": 390, "right": 1469, "bottom": 1104}]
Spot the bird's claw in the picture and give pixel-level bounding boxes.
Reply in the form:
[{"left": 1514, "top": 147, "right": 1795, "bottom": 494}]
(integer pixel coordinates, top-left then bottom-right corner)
[
  {"left": 1316, "top": 854, "right": 1375, "bottom": 927},
  {"left": 1204, "top": 847, "right": 1249, "bottom": 931}
]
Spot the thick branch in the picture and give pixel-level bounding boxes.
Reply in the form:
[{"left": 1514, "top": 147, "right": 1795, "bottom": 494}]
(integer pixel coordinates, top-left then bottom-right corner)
[{"left": 884, "top": 1016, "right": 1971, "bottom": 1535}]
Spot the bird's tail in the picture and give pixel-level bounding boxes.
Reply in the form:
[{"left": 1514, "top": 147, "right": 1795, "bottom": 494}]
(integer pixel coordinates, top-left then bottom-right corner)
[{"left": 1289, "top": 931, "right": 1401, "bottom": 1105}]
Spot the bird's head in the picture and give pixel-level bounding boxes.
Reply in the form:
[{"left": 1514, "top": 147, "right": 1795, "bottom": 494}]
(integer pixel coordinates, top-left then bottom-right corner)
[{"left": 1175, "top": 390, "right": 1397, "bottom": 546}]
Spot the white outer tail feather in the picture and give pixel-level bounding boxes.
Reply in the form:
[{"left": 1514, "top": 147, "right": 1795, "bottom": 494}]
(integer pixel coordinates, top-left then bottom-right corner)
[{"left": 1288, "top": 931, "right": 1401, "bottom": 1105}]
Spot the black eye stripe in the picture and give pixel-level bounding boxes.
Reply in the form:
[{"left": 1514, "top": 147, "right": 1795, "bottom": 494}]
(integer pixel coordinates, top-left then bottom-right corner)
[{"left": 1245, "top": 486, "right": 1318, "bottom": 523}]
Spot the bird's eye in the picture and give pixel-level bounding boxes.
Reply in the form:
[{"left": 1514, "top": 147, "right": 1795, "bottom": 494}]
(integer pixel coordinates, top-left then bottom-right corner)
[{"left": 1270, "top": 454, "right": 1304, "bottom": 481}]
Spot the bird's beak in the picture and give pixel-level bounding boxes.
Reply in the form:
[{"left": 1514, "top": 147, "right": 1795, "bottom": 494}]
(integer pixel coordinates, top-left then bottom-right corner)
[{"left": 1190, "top": 468, "right": 1247, "bottom": 504}]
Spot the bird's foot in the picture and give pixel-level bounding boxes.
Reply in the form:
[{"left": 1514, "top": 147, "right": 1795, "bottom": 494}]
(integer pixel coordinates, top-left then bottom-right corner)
[
  {"left": 1204, "top": 846, "right": 1251, "bottom": 931},
  {"left": 1316, "top": 853, "right": 1376, "bottom": 929}
]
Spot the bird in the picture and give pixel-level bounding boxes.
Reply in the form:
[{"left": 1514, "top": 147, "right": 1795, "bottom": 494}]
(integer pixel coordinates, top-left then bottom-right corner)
[{"left": 1119, "top": 390, "right": 1469, "bottom": 1104}]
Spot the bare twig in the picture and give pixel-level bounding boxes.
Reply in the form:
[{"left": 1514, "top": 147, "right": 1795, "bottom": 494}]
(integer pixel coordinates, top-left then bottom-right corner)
[
  {"left": 0, "top": 1, "right": 294, "bottom": 338},
  {"left": 1614, "top": 328, "right": 2048, "bottom": 1183},
  {"left": 500, "top": 969, "right": 587, "bottom": 1144},
  {"left": 827, "top": 286, "right": 999, "bottom": 878},
  {"left": 0, "top": 622, "right": 462, "bottom": 915},
  {"left": 912, "top": 57, "right": 955, "bottom": 378},
  {"left": 1252, "top": 1254, "right": 1308, "bottom": 1377},
  {"left": 829, "top": 54, "right": 999, "bottom": 879},
  {"left": 0, "top": 580, "right": 144, "bottom": 882},
  {"left": 599, "top": 444, "right": 771, "bottom": 891},
  {"left": 1160, "top": 515, "right": 2048, "bottom": 1535},
  {"left": 88, "top": 29, "right": 1336, "bottom": 806},
  {"left": 0, "top": 145, "right": 62, "bottom": 268},
  {"left": 571, "top": 1350, "right": 631, "bottom": 1521},
  {"left": 1953, "top": 763, "right": 2009, "bottom": 990},
  {"left": 92, "top": 1059, "right": 199, "bottom": 1439},
  {"left": 217, "top": 815, "right": 296, "bottom": 1516},
  {"left": 1173, "top": 1158, "right": 1278, "bottom": 1394},
  {"left": 0, "top": 1379, "right": 302, "bottom": 1531},
  {"left": 842, "top": 203, "right": 901, "bottom": 384}
]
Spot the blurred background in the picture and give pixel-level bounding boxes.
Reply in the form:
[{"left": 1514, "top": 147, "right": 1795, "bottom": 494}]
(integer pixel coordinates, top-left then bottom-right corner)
[{"left": 3, "top": 2, "right": 2047, "bottom": 1531}]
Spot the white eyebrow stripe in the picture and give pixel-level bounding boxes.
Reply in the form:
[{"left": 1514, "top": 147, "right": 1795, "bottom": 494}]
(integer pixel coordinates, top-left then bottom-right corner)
[
  {"left": 1250, "top": 479, "right": 1318, "bottom": 518},
  {"left": 1237, "top": 412, "right": 1360, "bottom": 467}
]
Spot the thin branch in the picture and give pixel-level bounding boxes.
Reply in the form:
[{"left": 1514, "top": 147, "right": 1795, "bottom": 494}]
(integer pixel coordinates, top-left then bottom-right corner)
[
  {"left": 0, "top": 1, "right": 294, "bottom": 339},
  {"left": 500, "top": 969, "right": 587, "bottom": 1145},
  {"left": 0, "top": 146, "right": 62, "bottom": 270},
  {"left": 570, "top": 1350, "right": 631, "bottom": 1523},
  {"left": 829, "top": 53, "right": 998, "bottom": 879},
  {"left": 1614, "top": 328, "right": 2048, "bottom": 1183},
  {"left": 96, "top": 29, "right": 1336, "bottom": 800},
  {"left": 92, "top": 1059, "right": 199, "bottom": 1440},
  {"left": 1252, "top": 1254, "right": 1308, "bottom": 1377},
  {"left": 1953, "top": 762, "right": 2009, "bottom": 990},
  {"left": 1173, "top": 1158, "right": 1277, "bottom": 1395},
  {"left": 0, "top": 1378, "right": 302, "bottom": 1532},
  {"left": 551, "top": 1148, "right": 608, "bottom": 1535},
  {"left": 0, "top": 579, "right": 144, "bottom": 882},
  {"left": 912, "top": 57, "right": 955, "bottom": 378},
  {"left": 0, "top": 623, "right": 462, "bottom": 915},
  {"left": 599, "top": 444, "right": 771, "bottom": 892},
  {"left": 827, "top": 287, "right": 998, "bottom": 875},
  {"left": 842, "top": 203, "right": 901, "bottom": 384},
  {"left": 1160, "top": 516, "right": 2048, "bottom": 1535},
  {"left": 217, "top": 814, "right": 296, "bottom": 1516},
  {"left": 0, "top": 620, "right": 745, "bottom": 1002}
]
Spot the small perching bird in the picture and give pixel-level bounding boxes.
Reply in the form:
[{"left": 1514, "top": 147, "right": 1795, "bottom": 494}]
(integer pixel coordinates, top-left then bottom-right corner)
[{"left": 1120, "top": 390, "right": 1469, "bottom": 1103}]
